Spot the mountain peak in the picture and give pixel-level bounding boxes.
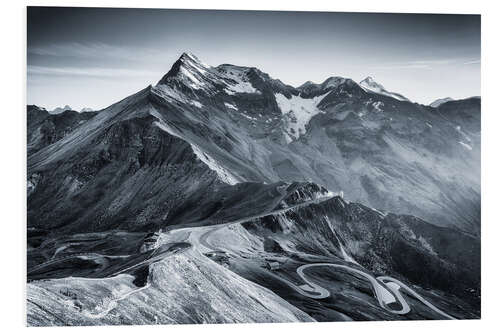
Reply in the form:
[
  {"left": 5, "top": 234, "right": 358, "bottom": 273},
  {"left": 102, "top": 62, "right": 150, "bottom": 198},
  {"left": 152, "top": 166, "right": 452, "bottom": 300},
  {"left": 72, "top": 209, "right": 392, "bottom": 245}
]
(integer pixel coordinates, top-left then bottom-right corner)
[
  {"left": 321, "top": 76, "right": 349, "bottom": 89},
  {"left": 158, "top": 52, "right": 210, "bottom": 86},
  {"left": 359, "top": 76, "right": 410, "bottom": 102},
  {"left": 360, "top": 76, "right": 385, "bottom": 90},
  {"left": 177, "top": 52, "right": 211, "bottom": 70},
  {"left": 178, "top": 52, "right": 204, "bottom": 64}
]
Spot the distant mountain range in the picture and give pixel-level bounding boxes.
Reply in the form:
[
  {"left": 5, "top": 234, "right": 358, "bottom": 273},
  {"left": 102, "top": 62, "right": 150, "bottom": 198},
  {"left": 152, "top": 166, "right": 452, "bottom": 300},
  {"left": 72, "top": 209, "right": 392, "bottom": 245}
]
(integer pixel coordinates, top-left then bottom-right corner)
[
  {"left": 27, "top": 105, "right": 98, "bottom": 154},
  {"left": 27, "top": 52, "right": 481, "bottom": 325},
  {"left": 48, "top": 105, "right": 95, "bottom": 114}
]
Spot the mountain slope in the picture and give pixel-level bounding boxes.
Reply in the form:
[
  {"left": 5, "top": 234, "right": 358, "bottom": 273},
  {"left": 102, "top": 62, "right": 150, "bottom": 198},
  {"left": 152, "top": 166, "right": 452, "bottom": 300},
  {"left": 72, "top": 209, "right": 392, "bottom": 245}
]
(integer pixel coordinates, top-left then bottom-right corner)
[
  {"left": 27, "top": 105, "right": 98, "bottom": 153},
  {"left": 207, "top": 195, "right": 480, "bottom": 319},
  {"left": 28, "top": 53, "right": 480, "bottom": 235},
  {"left": 27, "top": 249, "right": 315, "bottom": 326},
  {"left": 27, "top": 85, "right": 331, "bottom": 233},
  {"left": 150, "top": 55, "right": 480, "bottom": 234},
  {"left": 26, "top": 52, "right": 481, "bottom": 324}
]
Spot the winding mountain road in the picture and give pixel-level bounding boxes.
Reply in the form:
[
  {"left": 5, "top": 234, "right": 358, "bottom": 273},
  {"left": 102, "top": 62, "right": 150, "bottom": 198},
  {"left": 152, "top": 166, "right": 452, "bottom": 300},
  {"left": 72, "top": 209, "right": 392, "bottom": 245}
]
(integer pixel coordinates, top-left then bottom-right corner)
[
  {"left": 296, "top": 264, "right": 410, "bottom": 315},
  {"left": 194, "top": 200, "right": 456, "bottom": 320},
  {"left": 31, "top": 194, "right": 455, "bottom": 321},
  {"left": 376, "top": 276, "right": 455, "bottom": 319}
]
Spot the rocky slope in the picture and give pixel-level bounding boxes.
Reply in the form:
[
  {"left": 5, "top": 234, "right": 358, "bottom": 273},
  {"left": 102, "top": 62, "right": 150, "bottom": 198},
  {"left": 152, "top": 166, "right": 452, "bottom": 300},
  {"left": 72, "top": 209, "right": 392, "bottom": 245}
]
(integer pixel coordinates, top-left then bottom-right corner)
[
  {"left": 206, "top": 195, "right": 480, "bottom": 320},
  {"left": 27, "top": 105, "right": 98, "bottom": 154},
  {"left": 27, "top": 52, "right": 481, "bottom": 325},
  {"left": 27, "top": 250, "right": 314, "bottom": 326},
  {"left": 29, "top": 52, "right": 480, "bottom": 234}
]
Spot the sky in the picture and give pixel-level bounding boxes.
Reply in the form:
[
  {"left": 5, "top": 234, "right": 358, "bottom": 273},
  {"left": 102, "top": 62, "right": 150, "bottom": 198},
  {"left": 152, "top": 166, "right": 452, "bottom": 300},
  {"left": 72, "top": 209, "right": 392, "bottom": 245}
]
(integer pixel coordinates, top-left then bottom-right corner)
[{"left": 27, "top": 7, "right": 480, "bottom": 110}]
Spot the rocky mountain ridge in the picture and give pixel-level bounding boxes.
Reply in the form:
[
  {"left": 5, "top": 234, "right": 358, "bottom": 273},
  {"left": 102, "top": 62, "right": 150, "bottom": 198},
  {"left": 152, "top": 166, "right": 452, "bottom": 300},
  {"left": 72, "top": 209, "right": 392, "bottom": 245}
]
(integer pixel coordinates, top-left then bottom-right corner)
[{"left": 27, "top": 52, "right": 481, "bottom": 324}]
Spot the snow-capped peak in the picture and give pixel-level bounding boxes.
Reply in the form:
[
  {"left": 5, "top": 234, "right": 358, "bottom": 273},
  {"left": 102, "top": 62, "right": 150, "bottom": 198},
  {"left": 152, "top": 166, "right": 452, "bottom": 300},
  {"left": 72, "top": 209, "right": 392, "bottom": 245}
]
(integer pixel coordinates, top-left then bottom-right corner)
[
  {"left": 157, "top": 52, "right": 211, "bottom": 87},
  {"left": 178, "top": 52, "right": 210, "bottom": 69},
  {"left": 180, "top": 52, "right": 198, "bottom": 61},
  {"left": 360, "top": 76, "right": 386, "bottom": 92},
  {"left": 154, "top": 52, "right": 263, "bottom": 106},
  {"left": 359, "top": 76, "right": 410, "bottom": 102}
]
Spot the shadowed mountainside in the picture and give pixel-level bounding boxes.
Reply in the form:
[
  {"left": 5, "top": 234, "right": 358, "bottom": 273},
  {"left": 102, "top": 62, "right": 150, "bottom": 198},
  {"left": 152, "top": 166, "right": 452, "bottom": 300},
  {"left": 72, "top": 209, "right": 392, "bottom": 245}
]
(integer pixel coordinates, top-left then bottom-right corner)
[{"left": 27, "top": 52, "right": 480, "bottom": 325}]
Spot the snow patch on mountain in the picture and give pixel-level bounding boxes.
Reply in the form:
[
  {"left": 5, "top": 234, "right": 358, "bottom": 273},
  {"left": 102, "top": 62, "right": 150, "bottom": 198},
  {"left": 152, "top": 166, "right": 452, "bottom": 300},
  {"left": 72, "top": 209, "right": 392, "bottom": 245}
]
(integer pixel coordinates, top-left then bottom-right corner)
[
  {"left": 153, "top": 116, "right": 240, "bottom": 184},
  {"left": 360, "top": 76, "right": 410, "bottom": 102},
  {"left": 153, "top": 84, "right": 202, "bottom": 108},
  {"left": 224, "top": 102, "right": 238, "bottom": 111},
  {"left": 241, "top": 113, "right": 258, "bottom": 122},
  {"left": 180, "top": 67, "right": 204, "bottom": 89},
  {"left": 183, "top": 53, "right": 210, "bottom": 74},
  {"left": 459, "top": 141, "right": 473, "bottom": 150},
  {"left": 455, "top": 125, "right": 472, "bottom": 142},
  {"left": 275, "top": 92, "right": 329, "bottom": 140},
  {"left": 373, "top": 101, "right": 384, "bottom": 112},
  {"left": 191, "top": 144, "right": 240, "bottom": 185},
  {"left": 190, "top": 101, "right": 203, "bottom": 108},
  {"left": 152, "top": 85, "right": 188, "bottom": 104},
  {"left": 218, "top": 66, "right": 260, "bottom": 94},
  {"left": 153, "top": 120, "right": 183, "bottom": 139},
  {"left": 229, "top": 81, "right": 259, "bottom": 94}
]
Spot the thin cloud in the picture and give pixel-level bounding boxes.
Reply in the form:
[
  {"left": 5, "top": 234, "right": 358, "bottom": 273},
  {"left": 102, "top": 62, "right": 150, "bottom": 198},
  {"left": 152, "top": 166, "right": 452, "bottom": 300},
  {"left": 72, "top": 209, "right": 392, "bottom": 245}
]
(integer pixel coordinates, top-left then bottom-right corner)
[
  {"left": 463, "top": 59, "right": 481, "bottom": 65},
  {"left": 409, "top": 59, "right": 455, "bottom": 65},
  {"left": 371, "top": 59, "right": 458, "bottom": 70},
  {"left": 28, "top": 42, "right": 164, "bottom": 62},
  {"left": 372, "top": 64, "right": 432, "bottom": 70},
  {"left": 28, "top": 65, "right": 158, "bottom": 78}
]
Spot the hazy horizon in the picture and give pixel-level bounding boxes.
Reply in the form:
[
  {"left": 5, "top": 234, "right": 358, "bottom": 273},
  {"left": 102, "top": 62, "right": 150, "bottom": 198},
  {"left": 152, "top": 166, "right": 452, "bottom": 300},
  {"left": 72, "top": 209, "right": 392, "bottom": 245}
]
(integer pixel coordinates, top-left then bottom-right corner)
[{"left": 28, "top": 7, "right": 480, "bottom": 111}]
